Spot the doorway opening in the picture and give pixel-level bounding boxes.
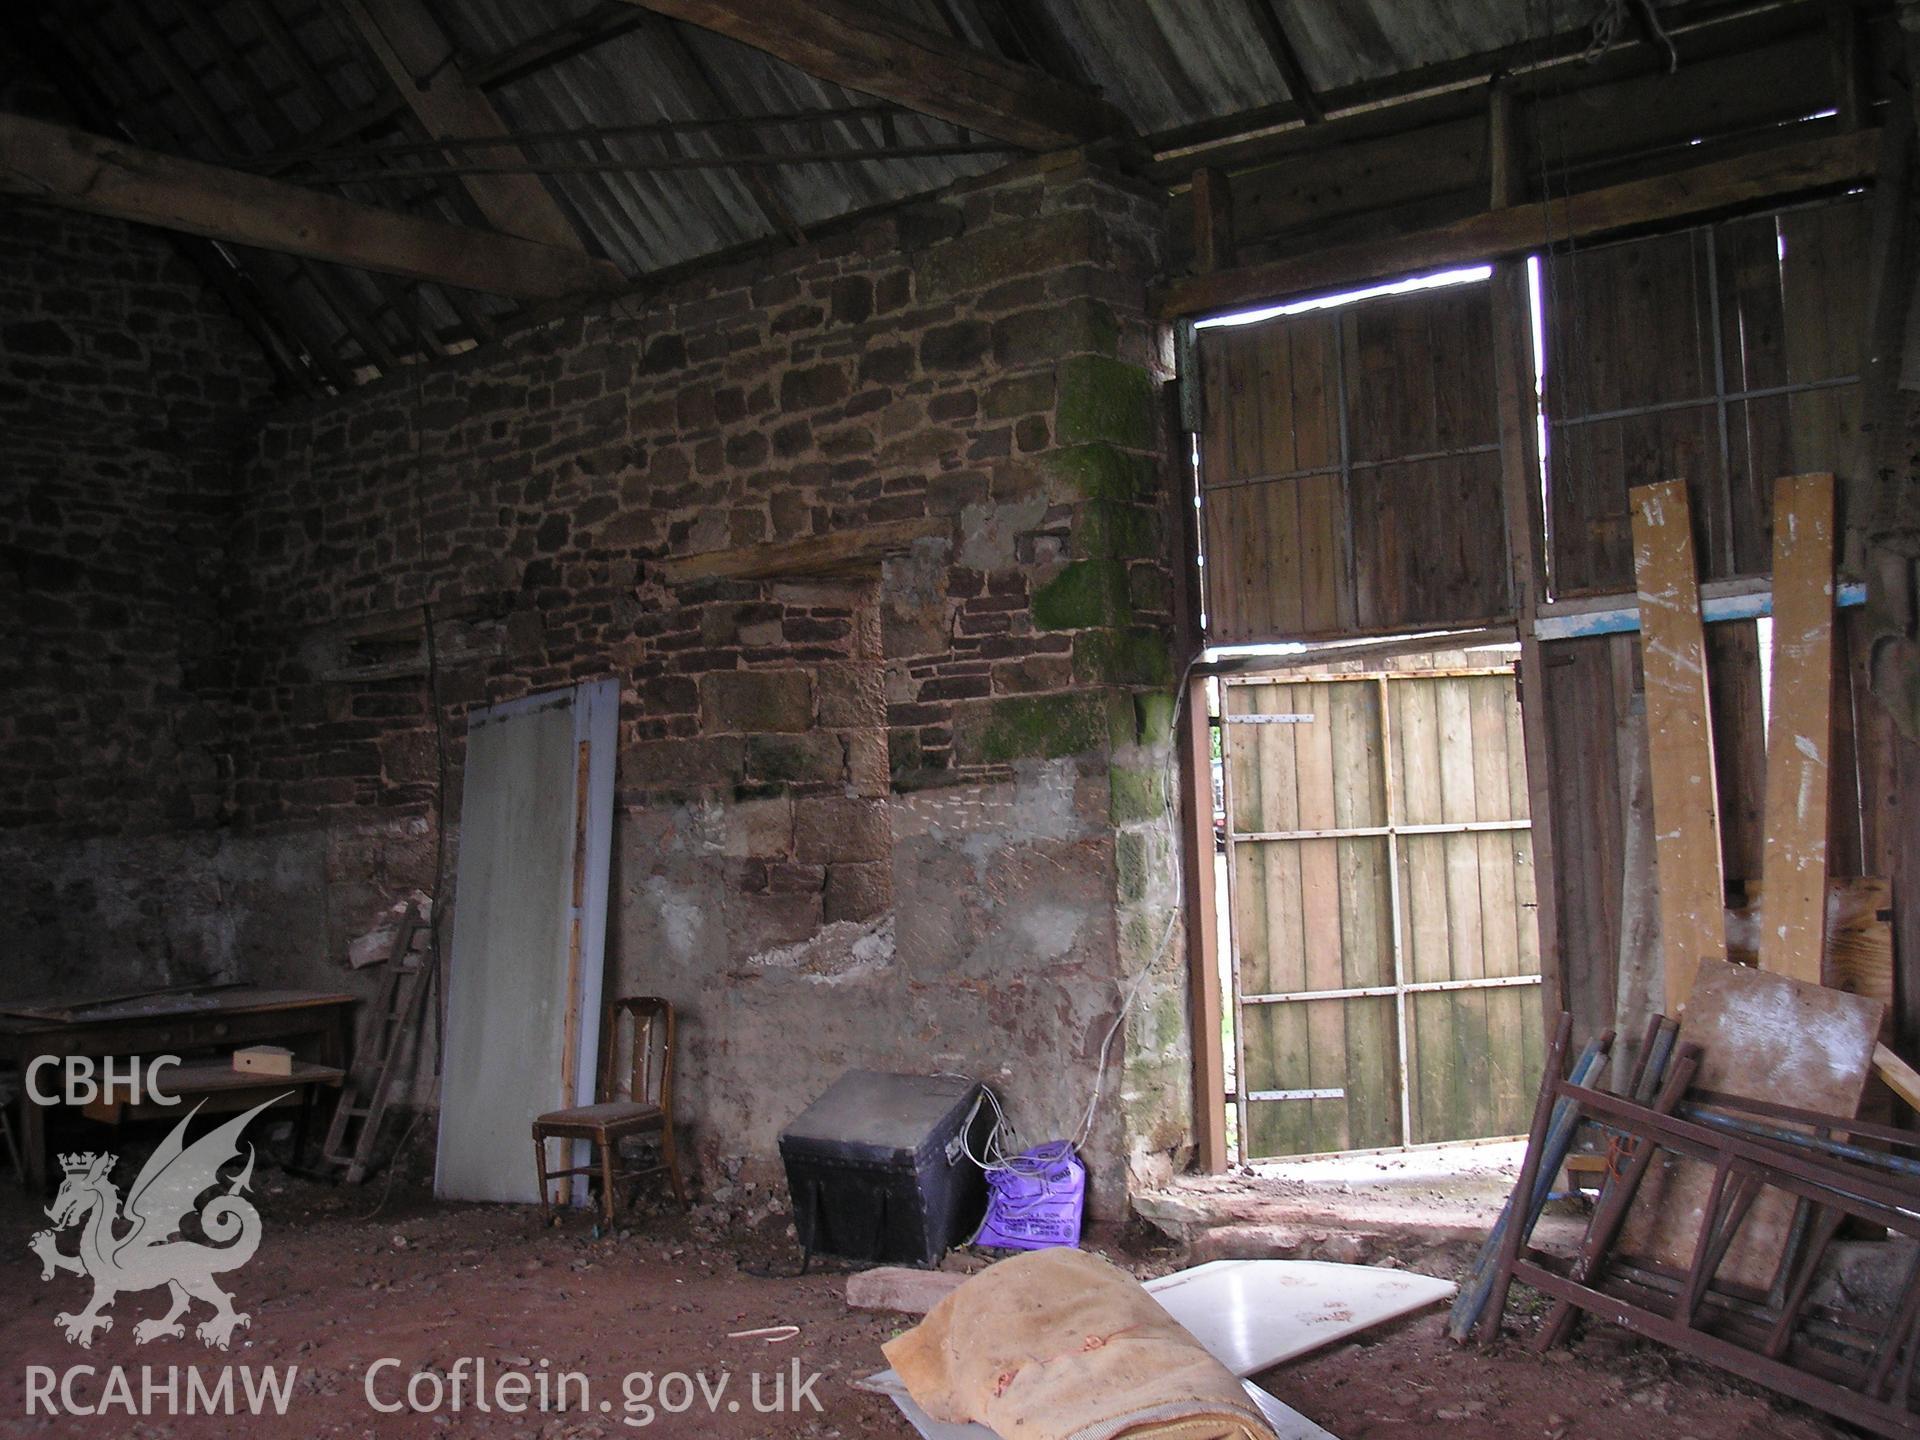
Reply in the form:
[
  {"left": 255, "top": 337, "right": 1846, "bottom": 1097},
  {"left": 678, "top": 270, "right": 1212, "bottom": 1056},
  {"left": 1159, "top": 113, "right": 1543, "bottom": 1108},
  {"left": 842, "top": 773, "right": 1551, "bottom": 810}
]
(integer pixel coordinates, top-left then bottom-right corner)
[{"left": 1212, "top": 647, "right": 1543, "bottom": 1165}]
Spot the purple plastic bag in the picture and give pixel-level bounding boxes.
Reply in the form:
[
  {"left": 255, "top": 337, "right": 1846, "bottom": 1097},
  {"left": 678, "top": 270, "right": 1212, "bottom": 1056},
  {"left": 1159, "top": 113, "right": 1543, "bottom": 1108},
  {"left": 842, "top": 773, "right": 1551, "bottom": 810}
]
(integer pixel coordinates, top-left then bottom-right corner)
[{"left": 972, "top": 1140, "right": 1085, "bottom": 1250}]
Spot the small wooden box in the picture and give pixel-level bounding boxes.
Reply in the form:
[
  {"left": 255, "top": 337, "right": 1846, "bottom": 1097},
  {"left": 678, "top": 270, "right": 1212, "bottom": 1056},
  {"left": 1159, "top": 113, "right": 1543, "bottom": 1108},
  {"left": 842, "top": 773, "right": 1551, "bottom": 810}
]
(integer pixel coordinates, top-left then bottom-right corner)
[{"left": 232, "top": 1045, "right": 294, "bottom": 1076}]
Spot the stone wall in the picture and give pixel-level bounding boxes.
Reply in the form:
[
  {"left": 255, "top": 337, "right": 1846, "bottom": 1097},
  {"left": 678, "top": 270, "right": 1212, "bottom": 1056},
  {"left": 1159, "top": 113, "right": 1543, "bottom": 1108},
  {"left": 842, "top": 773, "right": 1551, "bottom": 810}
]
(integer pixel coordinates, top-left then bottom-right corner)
[
  {"left": 0, "top": 203, "right": 272, "bottom": 998},
  {"left": 223, "top": 153, "right": 1191, "bottom": 1208}
]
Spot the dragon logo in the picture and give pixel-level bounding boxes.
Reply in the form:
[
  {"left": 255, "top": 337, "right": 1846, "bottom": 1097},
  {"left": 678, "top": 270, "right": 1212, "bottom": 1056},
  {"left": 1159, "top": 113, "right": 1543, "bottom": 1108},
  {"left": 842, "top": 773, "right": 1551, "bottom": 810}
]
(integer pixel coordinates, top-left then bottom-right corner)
[{"left": 28, "top": 1095, "right": 282, "bottom": 1350}]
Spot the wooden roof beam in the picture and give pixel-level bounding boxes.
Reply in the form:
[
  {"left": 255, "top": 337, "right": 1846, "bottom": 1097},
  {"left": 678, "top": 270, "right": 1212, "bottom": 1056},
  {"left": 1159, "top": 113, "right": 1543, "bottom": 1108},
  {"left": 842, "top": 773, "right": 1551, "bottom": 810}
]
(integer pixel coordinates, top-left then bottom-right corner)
[
  {"left": 1244, "top": 0, "right": 1324, "bottom": 124},
  {"left": 1149, "top": 0, "right": 1801, "bottom": 162},
  {"left": 162, "top": 0, "right": 458, "bottom": 369},
  {"left": 608, "top": 0, "right": 1128, "bottom": 151},
  {"left": 331, "top": 0, "right": 589, "bottom": 253},
  {"left": 1154, "top": 126, "right": 1880, "bottom": 319},
  {"left": 0, "top": 113, "right": 627, "bottom": 301}
]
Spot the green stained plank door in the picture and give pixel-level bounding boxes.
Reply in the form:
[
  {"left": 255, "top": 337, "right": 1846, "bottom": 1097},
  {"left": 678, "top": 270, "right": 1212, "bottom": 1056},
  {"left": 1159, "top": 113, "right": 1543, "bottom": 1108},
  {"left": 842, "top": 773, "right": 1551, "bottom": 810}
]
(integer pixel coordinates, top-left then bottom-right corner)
[{"left": 1224, "top": 666, "right": 1542, "bottom": 1159}]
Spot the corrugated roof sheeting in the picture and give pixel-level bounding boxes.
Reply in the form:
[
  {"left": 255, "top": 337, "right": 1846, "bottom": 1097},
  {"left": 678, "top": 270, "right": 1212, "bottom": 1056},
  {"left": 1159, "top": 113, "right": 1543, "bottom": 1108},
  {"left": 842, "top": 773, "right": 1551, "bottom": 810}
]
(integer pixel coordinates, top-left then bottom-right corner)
[
  {"left": 1284, "top": 2, "right": 1535, "bottom": 94},
  {"left": 22, "top": 0, "right": 1725, "bottom": 390},
  {"left": 444, "top": 0, "right": 1009, "bottom": 273},
  {"left": 1033, "top": 0, "right": 1288, "bottom": 135}
]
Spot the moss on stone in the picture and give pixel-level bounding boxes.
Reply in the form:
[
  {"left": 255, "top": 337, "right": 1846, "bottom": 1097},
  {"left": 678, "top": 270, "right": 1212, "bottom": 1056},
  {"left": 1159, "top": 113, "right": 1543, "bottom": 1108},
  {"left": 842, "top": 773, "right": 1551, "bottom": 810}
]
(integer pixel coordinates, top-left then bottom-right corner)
[
  {"left": 955, "top": 692, "right": 1106, "bottom": 764},
  {"left": 1117, "top": 907, "right": 1170, "bottom": 969},
  {"left": 1065, "top": 297, "right": 1121, "bottom": 359},
  {"left": 1133, "top": 690, "right": 1178, "bottom": 747},
  {"left": 1074, "top": 626, "right": 1173, "bottom": 686},
  {"left": 1145, "top": 984, "right": 1189, "bottom": 1045},
  {"left": 1055, "top": 355, "right": 1155, "bottom": 450},
  {"left": 1033, "top": 560, "right": 1131, "bottom": 631},
  {"left": 918, "top": 212, "right": 1096, "bottom": 299},
  {"left": 1109, "top": 764, "right": 1167, "bottom": 824},
  {"left": 1115, "top": 829, "right": 1151, "bottom": 903},
  {"left": 1133, "top": 563, "right": 1175, "bottom": 614},
  {"left": 982, "top": 371, "right": 1056, "bottom": 421},
  {"left": 1040, "top": 443, "right": 1154, "bottom": 503},
  {"left": 1073, "top": 500, "right": 1158, "bottom": 561}
]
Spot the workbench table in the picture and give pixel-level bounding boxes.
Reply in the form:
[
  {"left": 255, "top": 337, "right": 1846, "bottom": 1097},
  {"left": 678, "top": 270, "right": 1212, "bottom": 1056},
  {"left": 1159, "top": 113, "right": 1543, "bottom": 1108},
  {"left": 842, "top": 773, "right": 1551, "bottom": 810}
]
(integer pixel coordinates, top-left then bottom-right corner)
[{"left": 0, "top": 986, "right": 357, "bottom": 1192}]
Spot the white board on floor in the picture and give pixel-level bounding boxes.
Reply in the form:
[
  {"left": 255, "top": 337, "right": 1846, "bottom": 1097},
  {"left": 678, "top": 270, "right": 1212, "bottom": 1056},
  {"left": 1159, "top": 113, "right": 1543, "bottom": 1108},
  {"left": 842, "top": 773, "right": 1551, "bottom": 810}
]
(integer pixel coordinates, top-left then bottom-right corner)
[
  {"left": 882, "top": 1378, "right": 1340, "bottom": 1440},
  {"left": 862, "top": 1258, "right": 1451, "bottom": 1438},
  {"left": 435, "top": 677, "right": 618, "bottom": 1205}
]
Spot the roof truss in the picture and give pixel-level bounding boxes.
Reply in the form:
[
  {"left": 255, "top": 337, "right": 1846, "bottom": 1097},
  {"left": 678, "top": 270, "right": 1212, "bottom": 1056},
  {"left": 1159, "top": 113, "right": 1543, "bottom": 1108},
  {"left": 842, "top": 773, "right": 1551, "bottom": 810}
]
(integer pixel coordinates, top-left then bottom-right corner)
[{"left": 609, "top": 0, "right": 1129, "bottom": 150}]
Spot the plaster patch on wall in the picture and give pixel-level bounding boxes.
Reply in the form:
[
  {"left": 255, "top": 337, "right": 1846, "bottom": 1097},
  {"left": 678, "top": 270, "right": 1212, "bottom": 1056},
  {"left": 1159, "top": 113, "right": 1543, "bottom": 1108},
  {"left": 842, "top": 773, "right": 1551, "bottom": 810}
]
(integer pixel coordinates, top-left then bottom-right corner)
[
  {"left": 891, "top": 758, "right": 1091, "bottom": 845},
  {"left": 747, "top": 914, "right": 895, "bottom": 983},
  {"left": 958, "top": 494, "right": 1048, "bottom": 572}
]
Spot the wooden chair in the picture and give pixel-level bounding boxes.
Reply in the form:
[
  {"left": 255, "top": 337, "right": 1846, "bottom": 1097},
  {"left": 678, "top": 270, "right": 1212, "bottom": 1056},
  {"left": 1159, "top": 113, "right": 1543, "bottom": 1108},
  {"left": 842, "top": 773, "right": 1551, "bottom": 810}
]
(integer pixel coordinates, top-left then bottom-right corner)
[{"left": 532, "top": 996, "right": 686, "bottom": 1225}]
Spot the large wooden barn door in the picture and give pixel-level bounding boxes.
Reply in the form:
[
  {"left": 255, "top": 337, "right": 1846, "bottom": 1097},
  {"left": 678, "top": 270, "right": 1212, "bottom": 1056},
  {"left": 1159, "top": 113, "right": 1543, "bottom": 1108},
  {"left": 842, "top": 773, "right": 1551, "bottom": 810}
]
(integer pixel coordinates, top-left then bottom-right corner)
[
  {"left": 1196, "top": 279, "right": 1513, "bottom": 643},
  {"left": 1223, "top": 666, "right": 1544, "bottom": 1158}
]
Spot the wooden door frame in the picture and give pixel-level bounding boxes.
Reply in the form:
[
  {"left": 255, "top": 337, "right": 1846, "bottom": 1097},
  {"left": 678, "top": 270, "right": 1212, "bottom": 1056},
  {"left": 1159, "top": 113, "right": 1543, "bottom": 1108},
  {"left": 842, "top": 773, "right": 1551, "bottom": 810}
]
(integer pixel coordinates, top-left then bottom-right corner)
[{"left": 1179, "top": 669, "right": 1228, "bottom": 1173}]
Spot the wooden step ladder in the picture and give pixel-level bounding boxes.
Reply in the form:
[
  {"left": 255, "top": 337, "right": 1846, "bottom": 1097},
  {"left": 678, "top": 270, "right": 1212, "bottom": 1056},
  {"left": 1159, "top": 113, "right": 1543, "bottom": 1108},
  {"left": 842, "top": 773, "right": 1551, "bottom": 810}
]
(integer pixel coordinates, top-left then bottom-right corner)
[{"left": 322, "top": 902, "right": 433, "bottom": 1184}]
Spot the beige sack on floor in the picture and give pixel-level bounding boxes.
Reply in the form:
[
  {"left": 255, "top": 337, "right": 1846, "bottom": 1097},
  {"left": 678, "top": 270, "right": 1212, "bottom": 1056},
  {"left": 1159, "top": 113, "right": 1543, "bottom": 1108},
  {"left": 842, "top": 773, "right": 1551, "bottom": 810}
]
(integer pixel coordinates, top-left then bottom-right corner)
[{"left": 882, "top": 1248, "right": 1279, "bottom": 1440}]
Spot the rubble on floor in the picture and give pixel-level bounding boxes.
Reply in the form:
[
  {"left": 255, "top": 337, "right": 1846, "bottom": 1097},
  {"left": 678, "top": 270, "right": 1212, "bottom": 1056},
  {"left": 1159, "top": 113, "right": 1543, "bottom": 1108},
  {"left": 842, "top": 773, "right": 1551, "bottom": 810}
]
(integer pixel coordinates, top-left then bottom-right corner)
[{"left": 0, "top": 1167, "right": 1866, "bottom": 1440}]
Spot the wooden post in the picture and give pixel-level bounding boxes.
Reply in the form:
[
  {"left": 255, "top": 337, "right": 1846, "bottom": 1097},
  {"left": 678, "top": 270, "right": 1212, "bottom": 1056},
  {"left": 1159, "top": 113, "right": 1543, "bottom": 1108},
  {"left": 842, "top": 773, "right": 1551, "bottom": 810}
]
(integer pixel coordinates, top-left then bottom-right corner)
[
  {"left": 1759, "top": 473, "right": 1837, "bottom": 984},
  {"left": 1827, "top": 2, "right": 1872, "bottom": 134},
  {"left": 1487, "top": 74, "right": 1518, "bottom": 210},
  {"left": 1631, "top": 480, "right": 1728, "bottom": 1012},
  {"left": 1489, "top": 245, "right": 1562, "bottom": 1033},
  {"left": 1191, "top": 168, "right": 1234, "bottom": 276},
  {"left": 1180, "top": 674, "right": 1227, "bottom": 1172}
]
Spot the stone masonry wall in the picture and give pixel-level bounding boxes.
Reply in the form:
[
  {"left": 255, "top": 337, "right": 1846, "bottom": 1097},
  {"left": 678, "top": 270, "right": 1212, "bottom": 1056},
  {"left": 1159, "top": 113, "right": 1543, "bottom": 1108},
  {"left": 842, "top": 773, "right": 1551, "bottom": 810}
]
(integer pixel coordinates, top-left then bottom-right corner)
[
  {"left": 0, "top": 203, "right": 272, "bottom": 999},
  {"left": 223, "top": 153, "right": 1191, "bottom": 1208}
]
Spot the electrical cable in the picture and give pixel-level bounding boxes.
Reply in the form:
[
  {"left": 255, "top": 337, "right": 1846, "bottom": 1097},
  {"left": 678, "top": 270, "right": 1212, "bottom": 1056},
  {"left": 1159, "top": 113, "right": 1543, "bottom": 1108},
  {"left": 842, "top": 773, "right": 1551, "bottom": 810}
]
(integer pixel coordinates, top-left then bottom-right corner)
[
  {"left": 1069, "top": 649, "right": 1206, "bottom": 1155},
  {"left": 928, "top": 641, "right": 1204, "bottom": 1169},
  {"left": 945, "top": 1079, "right": 1062, "bottom": 1177}
]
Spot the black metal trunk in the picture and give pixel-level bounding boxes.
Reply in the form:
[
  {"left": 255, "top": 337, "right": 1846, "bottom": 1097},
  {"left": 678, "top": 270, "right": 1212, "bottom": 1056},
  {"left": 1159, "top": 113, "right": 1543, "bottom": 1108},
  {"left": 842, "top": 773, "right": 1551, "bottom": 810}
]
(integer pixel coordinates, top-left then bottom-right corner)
[{"left": 778, "top": 1070, "right": 990, "bottom": 1268}]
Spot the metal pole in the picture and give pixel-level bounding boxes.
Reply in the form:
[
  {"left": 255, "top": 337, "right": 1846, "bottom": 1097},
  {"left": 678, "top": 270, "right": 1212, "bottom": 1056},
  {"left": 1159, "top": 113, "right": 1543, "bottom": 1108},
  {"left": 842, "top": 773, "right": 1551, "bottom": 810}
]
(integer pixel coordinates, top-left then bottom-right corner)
[{"left": 1377, "top": 675, "right": 1415, "bottom": 1149}]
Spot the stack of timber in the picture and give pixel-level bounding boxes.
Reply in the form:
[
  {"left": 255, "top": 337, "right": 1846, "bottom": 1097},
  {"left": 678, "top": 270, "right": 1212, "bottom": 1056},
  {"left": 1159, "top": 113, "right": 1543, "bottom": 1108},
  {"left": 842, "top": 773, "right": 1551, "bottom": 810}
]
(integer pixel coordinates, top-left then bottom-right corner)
[{"left": 1464, "top": 474, "right": 1920, "bottom": 1436}]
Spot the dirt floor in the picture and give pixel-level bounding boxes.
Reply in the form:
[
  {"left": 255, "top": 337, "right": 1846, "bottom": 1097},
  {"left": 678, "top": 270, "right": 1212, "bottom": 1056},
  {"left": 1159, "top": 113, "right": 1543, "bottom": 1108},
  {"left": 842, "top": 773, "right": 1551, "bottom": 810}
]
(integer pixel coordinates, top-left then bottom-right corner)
[{"left": 0, "top": 1164, "right": 1855, "bottom": 1440}]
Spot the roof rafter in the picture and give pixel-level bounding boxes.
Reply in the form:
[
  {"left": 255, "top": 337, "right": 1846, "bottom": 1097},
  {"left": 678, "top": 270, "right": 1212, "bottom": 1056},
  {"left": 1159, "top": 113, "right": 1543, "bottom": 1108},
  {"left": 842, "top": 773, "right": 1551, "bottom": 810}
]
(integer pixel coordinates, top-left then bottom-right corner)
[
  {"left": 329, "top": 0, "right": 590, "bottom": 254},
  {"left": 156, "top": 0, "right": 450, "bottom": 369},
  {"left": 60, "top": 3, "right": 392, "bottom": 383},
  {"left": 265, "top": 2, "right": 648, "bottom": 176},
  {"left": 237, "top": 0, "right": 498, "bottom": 351},
  {"left": 0, "top": 112, "right": 629, "bottom": 301},
  {"left": 607, "top": 0, "right": 1129, "bottom": 151},
  {"left": 1149, "top": 0, "right": 1792, "bottom": 161},
  {"left": 1242, "top": 0, "right": 1324, "bottom": 123},
  {"left": 0, "top": 7, "right": 335, "bottom": 392}
]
